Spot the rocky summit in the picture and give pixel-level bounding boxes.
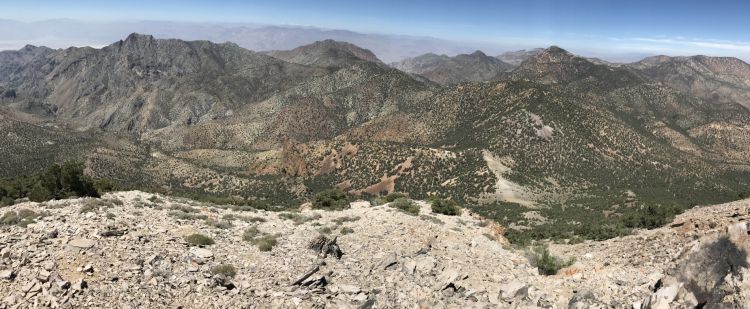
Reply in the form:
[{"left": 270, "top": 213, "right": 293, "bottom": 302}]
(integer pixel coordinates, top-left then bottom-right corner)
[{"left": 0, "top": 192, "right": 749, "bottom": 308}]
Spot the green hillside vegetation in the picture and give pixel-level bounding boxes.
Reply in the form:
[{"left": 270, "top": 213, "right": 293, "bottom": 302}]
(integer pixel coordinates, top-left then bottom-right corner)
[{"left": 0, "top": 161, "right": 102, "bottom": 205}]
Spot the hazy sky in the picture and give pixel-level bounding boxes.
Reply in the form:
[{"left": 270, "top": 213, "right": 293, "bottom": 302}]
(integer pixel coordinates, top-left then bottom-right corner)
[{"left": 3, "top": 0, "right": 750, "bottom": 59}]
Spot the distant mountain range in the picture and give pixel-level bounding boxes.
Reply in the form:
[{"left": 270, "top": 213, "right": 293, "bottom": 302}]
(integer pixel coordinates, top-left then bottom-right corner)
[
  {"left": 0, "top": 19, "right": 520, "bottom": 63},
  {"left": 2, "top": 34, "right": 750, "bottom": 242}
]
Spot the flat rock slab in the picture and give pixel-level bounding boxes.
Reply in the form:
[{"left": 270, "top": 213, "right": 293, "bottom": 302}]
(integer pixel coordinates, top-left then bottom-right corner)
[
  {"left": 68, "top": 238, "right": 96, "bottom": 249},
  {"left": 190, "top": 248, "right": 214, "bottom": 259}
]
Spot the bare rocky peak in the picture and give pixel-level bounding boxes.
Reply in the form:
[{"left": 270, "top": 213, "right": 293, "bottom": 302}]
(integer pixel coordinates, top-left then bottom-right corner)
[
  {"left": 266, "top": 39, "right": 385, "bottom": 68},
  {"left": 510, "top": 46, "right": 644, "bottom": 89}
]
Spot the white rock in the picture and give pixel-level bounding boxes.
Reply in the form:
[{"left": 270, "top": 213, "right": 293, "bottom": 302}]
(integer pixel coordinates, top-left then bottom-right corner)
[
  {"left": 499, "top": 280, "right": 528, "bottom": 300},
  {"left": 68, "top": 238, "right": 96, "bottom": 249},
  {"left": 0, "top": 269, "right": 15, "bottom": 280},
  {"left": 190, "top": 248, "right": 214, "bottom": 260},
  {"left": 728, "top": 222, "right": 748, "bottom": 244},
  {"left": 338, "top": 284, "right": 361, "bottom": 294},
  {"left": 401, "top": 259, "right": 416, "bottom": 275}
]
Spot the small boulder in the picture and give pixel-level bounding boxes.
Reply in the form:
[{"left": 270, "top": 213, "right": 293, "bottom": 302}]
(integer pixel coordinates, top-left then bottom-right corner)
[
  {"left": 0, "top": 269, "right": 15, "bottom": 281},
  {"left": 190, "top": 248, "right": 214, "bottom": 264},
  {"left": 308, "top": 235, "right": 343, "bottom": 259},
  {"left": 338, "top": 284, "right": 361, "bottom": 294},
  {"left": 499, "top": 280, "right": 528, "bottom": 301},
  {"left": 727, "top": 222, "right": 748, "bottom": 244},
  {"left": 68, "top": 238, "right": 96, "bottom": 249}
]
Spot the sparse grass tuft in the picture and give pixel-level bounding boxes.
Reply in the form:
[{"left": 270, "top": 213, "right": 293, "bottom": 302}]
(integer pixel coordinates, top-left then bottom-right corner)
[
  {"left": 205, "top": 219, "right": 233, "bottom": 229},
  {"left": 242, "top": 227, "right": 260, "bottom": 241},
  {"left": 185, "top": 233, "right": 215, "bottom": 246},
  {"left": 420, "top": 214, "right": 444, "bottom": 225},
  {"left": 170, "top": 204, "right": 197, "bottom": 213},
  {"left": 251, "top": 234, "right": 279, "bottom": 252},
  {"left": 242, "top": 227, "right": 279, "bottom": 251},
  {"left": 278, "top": 212, "right": 321, "bottom": 225},
  {"left": 340, "top": 226, "right": 354, "bottom": 235},
  {"left": 331, "top": 216, "right": 360, "bottom": 225},
  {"left": 211, "top": 264, "right": 237, "bottom": 278},
  {"left": 169, "top": 211, "right": 208, "bottom": 221}
]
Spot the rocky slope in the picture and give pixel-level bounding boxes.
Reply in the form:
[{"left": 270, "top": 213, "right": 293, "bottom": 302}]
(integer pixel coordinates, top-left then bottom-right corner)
[
  {"left": 630, "top": 55, "right": 750, "bottom": 110},
  {"left": 0, "top": 192, "right": 748, "bottom": 308},
  {"left": 265, "top": 39, "right": 385, "bottom": 69},
  {"left": 0, "top": 33, "right": 329, "bottom": 133},
  {"left": 392, "top": 51, "right": 513, "bottom": 85}
]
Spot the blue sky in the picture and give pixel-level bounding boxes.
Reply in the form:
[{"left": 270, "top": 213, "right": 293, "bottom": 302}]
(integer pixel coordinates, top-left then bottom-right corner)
[{"left": 3, "top": 0, "right": 750, "bottom": 59}]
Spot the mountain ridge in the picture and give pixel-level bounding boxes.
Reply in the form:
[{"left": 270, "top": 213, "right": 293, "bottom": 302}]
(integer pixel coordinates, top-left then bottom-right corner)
[
  {"left": 392, "top": 50, "right": 513, "bottom": 85},
  {"left": 1, "top": 34, "right": 750, "bottom": 246}
]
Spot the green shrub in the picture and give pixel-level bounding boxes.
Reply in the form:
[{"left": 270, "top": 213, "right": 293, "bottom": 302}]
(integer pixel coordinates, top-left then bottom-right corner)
[
  {"left": 205, "top": 219, "right": 233, "bottom": 229},
  {"left": 340, "top": 227, "right": 354, "bottom": 235},
  {"left": 169, "top": 211, "right": 208, "bottom": 221},
  {"left": 170, "top": 204, "right": 198, "bottom": 213},
  {"left": 241, "top": 227, "right": 280, "bottom": 251},
  {"left": 384, "top": 192, "right": 408, "bottom": 203},
  {"left": 242, "top": 227, "right": 260, "bottom": 241},
  {"left": 278, "top": 212, "right": 321, "bottom": 225},
  {"left": 331, "top": 216, "right": 360, "bottom": 225},
  {"left": 0, "top": 161, "right": 101, "bottom": 203},
  {"left": 243, "top": 216, "right": 267, "bottom": 223},
  {"left": 251, "top": 234, "right": 278, "bottom": 252},
  {"left": 313, "top": 189, "right": 350, "bottom": 210},
  {"left": 185, "top": 233, "right": 215, "bottom": 246},
  {"left": 390, "top": 198, "right": 420, "bottom": 216},
  {"left": 28, "top": 182, "right": 53, "bottom": 202},
  {"left": 623, "top": 204, "right": 679, "bottom": 229},
  {"left": 93, "top": 179, "right": 116, "bottom": 193},
  {"left": 211, "top": 264, "right": 237, "bottom": 278},
  {"left": 527, "top": 246, "right": 575, "bottom": 275},
  {"left": 0, "top": 196, "right": 14, "bottom": 206},
  {"left": 430, "top": 198, "right": 462, "bottom": 216}
]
